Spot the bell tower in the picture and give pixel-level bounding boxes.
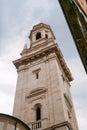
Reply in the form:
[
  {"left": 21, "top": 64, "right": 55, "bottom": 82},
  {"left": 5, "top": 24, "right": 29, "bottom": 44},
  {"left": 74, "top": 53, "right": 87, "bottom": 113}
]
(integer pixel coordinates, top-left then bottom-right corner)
[{"left": 13, "top": 23, "right": 79, "bottom": 130}]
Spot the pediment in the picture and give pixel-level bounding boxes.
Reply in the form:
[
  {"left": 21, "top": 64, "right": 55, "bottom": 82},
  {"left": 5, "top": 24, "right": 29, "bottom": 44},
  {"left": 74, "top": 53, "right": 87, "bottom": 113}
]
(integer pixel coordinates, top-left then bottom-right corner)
[{"left": 26, "top": 87, "right": 47, "bottom": 98}]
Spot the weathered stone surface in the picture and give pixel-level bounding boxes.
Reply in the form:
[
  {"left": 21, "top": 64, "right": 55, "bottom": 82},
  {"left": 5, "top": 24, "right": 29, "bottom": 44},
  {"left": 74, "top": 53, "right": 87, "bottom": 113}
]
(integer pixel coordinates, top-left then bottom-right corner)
[{"left": 13, "top": 23, "right": 79, "bottom": 130}]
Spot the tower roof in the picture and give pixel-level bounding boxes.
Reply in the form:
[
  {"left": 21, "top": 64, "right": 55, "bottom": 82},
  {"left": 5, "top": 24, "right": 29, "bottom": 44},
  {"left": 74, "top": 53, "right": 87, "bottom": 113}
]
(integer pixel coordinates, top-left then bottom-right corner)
[{"left": 29, "top": 23, "right": 55, "bottom": 40}]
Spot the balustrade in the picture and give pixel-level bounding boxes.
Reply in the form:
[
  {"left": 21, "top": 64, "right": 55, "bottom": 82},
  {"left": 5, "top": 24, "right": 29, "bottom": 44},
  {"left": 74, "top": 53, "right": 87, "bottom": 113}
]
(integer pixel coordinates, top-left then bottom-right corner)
[{"left": 32, "top": 120, "right": 41, "bottom": 130}]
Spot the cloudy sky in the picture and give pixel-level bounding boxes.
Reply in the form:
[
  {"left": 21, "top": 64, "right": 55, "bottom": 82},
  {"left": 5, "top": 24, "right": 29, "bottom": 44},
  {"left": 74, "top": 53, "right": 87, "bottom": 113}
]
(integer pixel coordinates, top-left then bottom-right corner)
[{"left": 0, "top": 0, "right": 87, "bottom": 129}]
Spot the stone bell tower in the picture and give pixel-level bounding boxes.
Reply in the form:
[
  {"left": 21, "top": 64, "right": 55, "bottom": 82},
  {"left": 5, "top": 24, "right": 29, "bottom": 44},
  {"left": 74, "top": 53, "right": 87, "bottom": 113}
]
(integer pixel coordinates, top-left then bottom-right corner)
[{"left": 13, "top": 23, "right": 79, "bottom": 130}]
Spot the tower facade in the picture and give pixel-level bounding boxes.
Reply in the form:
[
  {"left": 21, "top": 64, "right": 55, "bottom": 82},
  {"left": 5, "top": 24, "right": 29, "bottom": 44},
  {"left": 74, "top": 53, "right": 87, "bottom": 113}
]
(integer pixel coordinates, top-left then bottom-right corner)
[{"left": 13, "top": 23, "right": 79, "bottom": 130}]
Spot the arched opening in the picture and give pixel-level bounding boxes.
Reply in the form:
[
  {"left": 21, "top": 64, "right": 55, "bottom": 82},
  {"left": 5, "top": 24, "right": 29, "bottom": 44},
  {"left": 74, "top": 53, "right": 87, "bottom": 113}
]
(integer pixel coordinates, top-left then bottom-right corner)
[
  {"left": 36, "top": 32, "right": 41, "bottom": 40},
  {"left": 45, "top": 34, "right": 48, "bottom": 39},
  {"left": 36, "top": 107, "right": 41, "bottom": 121}
]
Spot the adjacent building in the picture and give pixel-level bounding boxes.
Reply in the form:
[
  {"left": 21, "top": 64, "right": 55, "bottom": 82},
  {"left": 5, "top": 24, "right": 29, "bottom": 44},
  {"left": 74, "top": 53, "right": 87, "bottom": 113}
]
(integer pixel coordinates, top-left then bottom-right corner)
[{"left": 77, "top": 0, "right": 87, "bottom": 15}]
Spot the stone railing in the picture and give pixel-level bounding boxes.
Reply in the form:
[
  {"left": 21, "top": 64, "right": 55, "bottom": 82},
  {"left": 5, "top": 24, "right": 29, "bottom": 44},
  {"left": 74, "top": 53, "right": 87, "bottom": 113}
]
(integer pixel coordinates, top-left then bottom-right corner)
[
  {"left": 28, "top": 118, "right": 48, "bottom": 130},
  {"left": 30, "top": 120, "right": 41, "bottom": 130}
]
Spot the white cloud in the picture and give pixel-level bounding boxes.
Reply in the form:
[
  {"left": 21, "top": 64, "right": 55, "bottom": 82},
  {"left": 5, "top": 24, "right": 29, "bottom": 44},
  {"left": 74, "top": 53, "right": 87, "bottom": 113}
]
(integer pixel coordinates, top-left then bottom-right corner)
[
  {"left": 0, "top": 60, "right": 16, "bottom": 84},
  {"left": 0, "top": 34, "right": 25, "bottom": 114},
  {"left": 77, "top": 112, "right": 87, "bottom": 129},
  {"left": 67, "top": 57, "right": 87, "bottom": 130},
  {"left": 0, "top": 91, "right": 14, "bottom": 114}
]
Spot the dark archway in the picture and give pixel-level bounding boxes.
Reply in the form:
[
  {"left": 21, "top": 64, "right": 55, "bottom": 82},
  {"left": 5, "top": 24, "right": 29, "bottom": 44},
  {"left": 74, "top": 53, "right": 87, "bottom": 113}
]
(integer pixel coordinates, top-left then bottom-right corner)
[
  {"left": 36, "top": 107, "right": 41, "bottom": 121},
  {"left": 36, "top": 32, "right": 41, "bottom": 40},
  {"left": 45, "top": 34, "right": 48, "bottom": 39}
]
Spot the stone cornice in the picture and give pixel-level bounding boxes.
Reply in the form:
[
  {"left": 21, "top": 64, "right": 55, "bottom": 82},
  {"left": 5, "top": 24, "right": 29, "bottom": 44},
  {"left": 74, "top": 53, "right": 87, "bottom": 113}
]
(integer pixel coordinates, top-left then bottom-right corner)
[
  {"left": 13, "top": 44, "right": 57, "bottom": 66},
  {"left": 42, "top": 121, "right": 73, "bottom": 130},
  {"left": 55, "top": 45, "right": 73, "bottom": 81},
  {"left": 28, "top": 120, "right": 73, "bottom": 130},
  {"left": 13, "top": 45, "right": 55, "bottom": 66},
  {"left": 30, "top": 38, "right": 55, "bottom": 48},
  {"left": 13, "top": 43, "right": 73, "bottom": 81},
  {"left": 21, "top": 38, "right": 55, "bottom": 55},
  {"left": 17, "top": 55, "right": 57, "bottom": 73}
]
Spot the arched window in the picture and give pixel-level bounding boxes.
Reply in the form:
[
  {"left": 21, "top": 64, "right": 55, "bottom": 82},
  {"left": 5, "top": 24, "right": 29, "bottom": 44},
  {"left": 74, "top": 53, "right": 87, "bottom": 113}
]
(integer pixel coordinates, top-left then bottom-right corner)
[
  {"left": 36, "top": 32, "right": 41, "bottom": 40},
  {"left": 36, "top": 107, "right": 41, "bottom": 121},
  {"left": 45, "top": 34, "right": 48, "bottom": 39}
]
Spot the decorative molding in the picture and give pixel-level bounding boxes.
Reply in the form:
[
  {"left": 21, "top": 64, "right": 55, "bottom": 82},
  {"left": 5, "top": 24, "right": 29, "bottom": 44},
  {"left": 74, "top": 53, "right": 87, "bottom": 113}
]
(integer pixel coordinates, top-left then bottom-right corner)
[
  {"left": 26, "top": 87, "right": 47, "bottom": 99},
  {"left": 61, "top": 74, "right": 71, "bottom": 86},
  {"left": 64, "top": 93, "right": 72, "bottom": 110},
  {"left": 28, "top": 95, "right": 46, "bottom": 104},
  {"left": 13, "top": 42, "right": 73, "bottom": 82},
  {"left": 42, "top": 121, "right": 73, "bottom": 130},
  {"left": 32, "top": 68, "right": 41, "bottom": 74}
]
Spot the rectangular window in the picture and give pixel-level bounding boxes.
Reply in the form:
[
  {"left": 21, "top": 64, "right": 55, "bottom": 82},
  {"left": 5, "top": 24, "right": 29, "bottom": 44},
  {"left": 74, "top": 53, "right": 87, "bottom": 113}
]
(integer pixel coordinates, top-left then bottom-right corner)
[
  {"left": 36, "top": 73, "right": 39, "bottom": 79},
  {"left": 32, "top": 68, "right": 41, "bottom": 79}
]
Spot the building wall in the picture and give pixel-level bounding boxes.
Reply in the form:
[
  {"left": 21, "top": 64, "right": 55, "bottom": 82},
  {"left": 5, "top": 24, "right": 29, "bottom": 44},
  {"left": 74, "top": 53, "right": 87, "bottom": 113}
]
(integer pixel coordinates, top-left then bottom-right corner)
[
  {"left": 13, "top": 53, "right": 65, "bottom": 125},
  {"left": 77, "top": 0, "right": 87, "bottom": 14},
  {"left": 13, "top": 53, "right": 78, "bottom": 130}
]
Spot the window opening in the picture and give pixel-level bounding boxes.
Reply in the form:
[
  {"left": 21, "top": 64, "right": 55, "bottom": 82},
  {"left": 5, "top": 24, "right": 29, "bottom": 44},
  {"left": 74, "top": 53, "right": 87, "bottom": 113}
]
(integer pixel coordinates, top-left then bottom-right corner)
[
  {"left": 45, "top": 34, "right": 48, "bottom": 39},
  {"left": 68, "top": 111, "right": 72, "bottom": 119},
  {"left": 36, "top": 73, "right": 39, "bottom": 79},
  {"left": 36, "top": 32, "right": 41, "bottom": 40},
  {"left": 36, "top": 107, "right": 41, "bottom": 121}
]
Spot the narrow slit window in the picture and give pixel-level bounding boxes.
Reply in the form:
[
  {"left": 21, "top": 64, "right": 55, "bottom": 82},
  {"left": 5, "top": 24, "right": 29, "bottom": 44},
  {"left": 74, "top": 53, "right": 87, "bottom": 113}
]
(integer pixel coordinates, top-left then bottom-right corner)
[
  {"left": 32, "top": 68, "right": 41, "bottom": 79},
  {"left": 68, "top": 111, "right": 72, "bottom": 119},
  {"left": 36, "top": 73, "right": 39, "bottom": 79}
]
